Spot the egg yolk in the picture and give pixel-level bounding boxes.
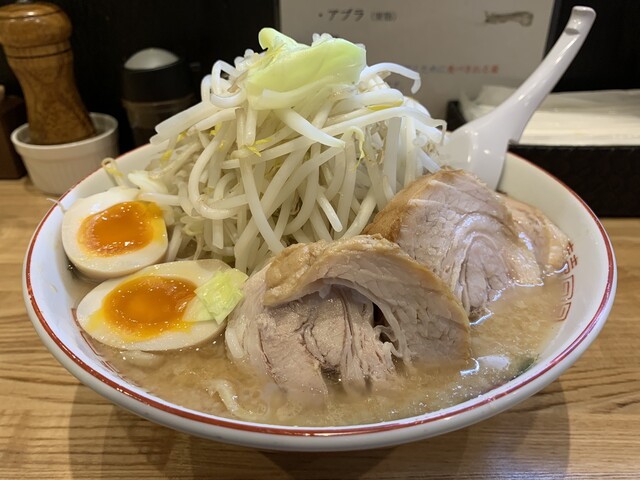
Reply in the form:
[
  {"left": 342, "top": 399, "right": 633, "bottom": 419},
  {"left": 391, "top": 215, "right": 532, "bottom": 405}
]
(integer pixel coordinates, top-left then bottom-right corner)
[
  {"left": 96, "top": 275, "right": 196, "bottom": 340},
  {"left": 79, "top": 201, "right": 163, "bottom": 256}
]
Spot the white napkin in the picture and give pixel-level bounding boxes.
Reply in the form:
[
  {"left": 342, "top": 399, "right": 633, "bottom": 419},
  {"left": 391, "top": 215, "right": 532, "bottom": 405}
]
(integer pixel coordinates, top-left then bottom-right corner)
[{"left": 459, "top": 86, "right": 640, "bottom": 146}]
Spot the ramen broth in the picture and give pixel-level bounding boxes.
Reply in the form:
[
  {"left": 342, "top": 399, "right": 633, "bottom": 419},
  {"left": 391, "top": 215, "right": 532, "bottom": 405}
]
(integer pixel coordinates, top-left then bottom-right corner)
[{"left": 86, "top": 273, "right": 565, "bottom": 426}]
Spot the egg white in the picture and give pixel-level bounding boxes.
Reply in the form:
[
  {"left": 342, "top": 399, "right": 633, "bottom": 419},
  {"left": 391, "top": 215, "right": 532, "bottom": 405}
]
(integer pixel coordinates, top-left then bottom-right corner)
[
  {"left": 62, "top": 187, "right": 169, "bottom": 280},
  {"left": 76, "top": 259, "right": 231, "bottom": 351}
]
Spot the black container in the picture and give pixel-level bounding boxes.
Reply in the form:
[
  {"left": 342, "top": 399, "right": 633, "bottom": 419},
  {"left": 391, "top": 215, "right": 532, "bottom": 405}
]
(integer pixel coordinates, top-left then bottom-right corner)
[{"left": 121, "top": 48, "right": 196, "bottom": 146}]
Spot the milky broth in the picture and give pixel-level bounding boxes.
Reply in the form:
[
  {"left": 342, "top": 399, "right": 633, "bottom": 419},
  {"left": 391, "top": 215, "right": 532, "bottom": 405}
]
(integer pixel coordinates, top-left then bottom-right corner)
[{"left": 88, "top": 273, "right": 565, "bottom": 427}]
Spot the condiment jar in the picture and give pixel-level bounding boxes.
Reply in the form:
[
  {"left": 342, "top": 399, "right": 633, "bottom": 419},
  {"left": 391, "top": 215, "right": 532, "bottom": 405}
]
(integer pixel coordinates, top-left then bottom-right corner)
[{"left": 121, "top": 48, "right": 196, "bottom": 146}]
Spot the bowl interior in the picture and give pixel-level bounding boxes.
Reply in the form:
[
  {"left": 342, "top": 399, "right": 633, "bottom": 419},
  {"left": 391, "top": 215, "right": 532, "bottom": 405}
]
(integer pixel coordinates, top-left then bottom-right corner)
[
  {"left": 23, "top": 146, "right": 616, "bottom": 451},
  {"left": 498, "top": 154, "right": 615, "bottom": 358}
]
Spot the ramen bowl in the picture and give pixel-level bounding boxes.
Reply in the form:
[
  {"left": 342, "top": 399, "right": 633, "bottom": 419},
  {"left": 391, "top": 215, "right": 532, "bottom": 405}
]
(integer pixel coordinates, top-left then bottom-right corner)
[{"left": 22, "top": 145, "right": 616, "bottom": 451}]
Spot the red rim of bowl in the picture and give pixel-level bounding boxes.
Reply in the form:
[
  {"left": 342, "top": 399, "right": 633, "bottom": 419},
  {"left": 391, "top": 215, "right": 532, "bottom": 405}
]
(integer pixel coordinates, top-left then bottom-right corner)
[{"left": 24, "top": 151, "right": 616, "bottom": 437}]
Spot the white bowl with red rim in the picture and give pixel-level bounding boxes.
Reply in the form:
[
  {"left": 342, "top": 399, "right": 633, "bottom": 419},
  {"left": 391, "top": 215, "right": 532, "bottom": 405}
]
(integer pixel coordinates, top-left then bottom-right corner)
[{"left": 22, "top": 145, "right": 616, "bottom": 451}]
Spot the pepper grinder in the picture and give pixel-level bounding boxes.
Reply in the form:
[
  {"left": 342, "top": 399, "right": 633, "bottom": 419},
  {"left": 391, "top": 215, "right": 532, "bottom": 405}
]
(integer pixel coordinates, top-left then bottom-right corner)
[{"left": 0, "top": 0, "right": 95, "bottom": 145}]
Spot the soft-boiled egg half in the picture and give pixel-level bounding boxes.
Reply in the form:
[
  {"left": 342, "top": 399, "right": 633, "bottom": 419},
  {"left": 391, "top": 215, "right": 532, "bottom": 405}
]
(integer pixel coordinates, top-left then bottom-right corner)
[
  {"left": 62, "top": 187, "right": 168, "bottom": 280},
  {"left": 76, "top": 259, "right": 247, "bottom": 351}
]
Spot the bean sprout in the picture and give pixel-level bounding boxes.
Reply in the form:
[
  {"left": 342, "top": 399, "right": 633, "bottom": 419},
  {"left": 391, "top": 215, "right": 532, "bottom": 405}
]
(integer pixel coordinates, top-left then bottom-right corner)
[{"left": 120, "top": 32, "right": 444, "bottom": 274}]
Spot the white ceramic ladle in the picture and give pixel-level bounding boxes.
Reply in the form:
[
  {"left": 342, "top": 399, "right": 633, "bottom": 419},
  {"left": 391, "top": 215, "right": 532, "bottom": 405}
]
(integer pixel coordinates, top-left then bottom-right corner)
[{"left": 437, "top": 6, "right": 596, "bottom": 189}]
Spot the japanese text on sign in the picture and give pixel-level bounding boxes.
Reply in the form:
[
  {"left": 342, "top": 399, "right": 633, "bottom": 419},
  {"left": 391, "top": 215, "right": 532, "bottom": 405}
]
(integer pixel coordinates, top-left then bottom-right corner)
[{"left": 318, "top": 8, "right": 397, "bottom": 22}]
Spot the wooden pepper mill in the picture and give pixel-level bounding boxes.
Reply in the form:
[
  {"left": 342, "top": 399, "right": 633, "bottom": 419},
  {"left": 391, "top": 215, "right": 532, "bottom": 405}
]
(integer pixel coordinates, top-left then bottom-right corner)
[{"left": 0, "top": 0, "right": 95, "bottom": 145}]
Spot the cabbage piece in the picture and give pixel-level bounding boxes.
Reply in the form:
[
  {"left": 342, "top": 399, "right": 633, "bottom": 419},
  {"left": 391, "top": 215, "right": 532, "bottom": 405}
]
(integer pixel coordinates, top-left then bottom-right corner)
[
  {"left": 245, "top": 28, "right": 366, "bottom": 109},
  {"left": 192, "top": 269, "right": 248, "bottom": 324}
]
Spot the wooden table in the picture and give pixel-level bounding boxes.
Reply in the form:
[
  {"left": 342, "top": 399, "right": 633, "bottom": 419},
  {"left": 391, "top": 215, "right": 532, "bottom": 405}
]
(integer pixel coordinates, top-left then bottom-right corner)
[{"left": 1, "top": 176, "right": 639, "bottom": 479}]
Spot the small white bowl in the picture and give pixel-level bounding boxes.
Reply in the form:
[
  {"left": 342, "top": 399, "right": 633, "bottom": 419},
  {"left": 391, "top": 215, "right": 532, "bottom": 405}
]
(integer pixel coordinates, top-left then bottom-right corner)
[
  {"left": 22, "top": 146, "right": 616, "bottom": 451},
  {"left": 11, "top": 113, "right": 118, "bottom": 195}
]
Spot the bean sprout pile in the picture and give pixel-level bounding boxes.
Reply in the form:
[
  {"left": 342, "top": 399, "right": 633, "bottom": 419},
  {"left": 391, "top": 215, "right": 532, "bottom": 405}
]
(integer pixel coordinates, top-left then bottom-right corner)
[{"left": 108, "top": 30, "right": 445, "bottom": 274}]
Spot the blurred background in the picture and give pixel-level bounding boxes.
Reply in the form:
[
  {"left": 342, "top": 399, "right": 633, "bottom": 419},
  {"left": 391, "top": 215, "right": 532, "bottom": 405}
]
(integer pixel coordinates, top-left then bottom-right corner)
[
  {"left": 0, "top": 0, "right": 638, "bottom": 215},
  {"left": 0, "top": 0, "right": 637, "bottom": 153},
  {"left": 0, "top": 0, "right": 276, "bottom": 151}
]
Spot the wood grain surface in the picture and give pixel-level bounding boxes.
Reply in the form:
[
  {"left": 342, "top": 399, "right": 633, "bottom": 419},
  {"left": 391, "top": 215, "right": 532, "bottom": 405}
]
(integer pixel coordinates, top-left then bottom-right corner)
[{"left": 1, "top": 177, "right": 639, "bottom": 479}]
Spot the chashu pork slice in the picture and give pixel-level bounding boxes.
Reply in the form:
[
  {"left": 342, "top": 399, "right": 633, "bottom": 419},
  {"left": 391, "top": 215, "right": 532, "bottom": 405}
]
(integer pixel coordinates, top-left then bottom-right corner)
[
  {"left": 501, "top": 195, "right": 569, "bottom": 274},
  {"left": 226, "top": 265, "right": 396, "bottom": 406},
  {"left": 226, "top": 235, "right": 470, "bottom": 406},
  {"left": 364, "top": 169, "right": 542, "bottom": 318},
  {"left": 263, "top": 235, "right": 470, "bottom": 366}
]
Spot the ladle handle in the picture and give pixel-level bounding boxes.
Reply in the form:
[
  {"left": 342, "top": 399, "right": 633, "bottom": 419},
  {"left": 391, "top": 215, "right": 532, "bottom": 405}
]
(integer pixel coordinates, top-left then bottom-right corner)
[
  {"left": 0, "top": 1, "right": 95, "bottom": 145},
  {"left": 493, "top": 6, "right": 596, "bottom": 142}
]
